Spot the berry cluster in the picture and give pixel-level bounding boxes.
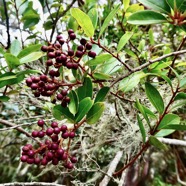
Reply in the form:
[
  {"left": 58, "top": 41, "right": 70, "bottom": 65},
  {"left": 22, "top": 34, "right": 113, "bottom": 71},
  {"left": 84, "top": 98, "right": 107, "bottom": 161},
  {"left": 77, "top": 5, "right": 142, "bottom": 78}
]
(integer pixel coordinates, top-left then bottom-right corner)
[
  {"left": 25, "top": 29, "right": 96, "bottom": 107},
  {"left": 20, "top": 120, "right": 77, "bottom": 169}
]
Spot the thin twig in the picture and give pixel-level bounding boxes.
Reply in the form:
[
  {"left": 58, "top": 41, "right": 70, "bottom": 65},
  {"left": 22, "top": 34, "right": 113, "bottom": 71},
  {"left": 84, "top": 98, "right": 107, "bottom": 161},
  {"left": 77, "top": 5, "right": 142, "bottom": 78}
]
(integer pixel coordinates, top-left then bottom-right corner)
[
  {"left": 0, "top": 119, "right": 41, "bottom": 144},
  {"left": 111, "top": 49, "right": 186, "bottom": 87},
  {"left": 3, "top": 0, "right": 11, "bottom": 49},
  {"left": 158, "top": 137, "right": 186, "bottom": 147}
]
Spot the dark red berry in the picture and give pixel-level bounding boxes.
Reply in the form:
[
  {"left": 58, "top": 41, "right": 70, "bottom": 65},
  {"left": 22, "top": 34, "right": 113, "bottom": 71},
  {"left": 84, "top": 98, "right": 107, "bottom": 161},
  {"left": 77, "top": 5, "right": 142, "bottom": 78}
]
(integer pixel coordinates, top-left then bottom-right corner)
[
  {"left": 51, "top": 143, "right": 58, "bottom": 150},
  {"left": 55, "top": 50, "right": 61, "bottom": 56},
  {"left": 61, "top": 153, "right": 68, "bottom": 160},
  {"left": 66, "top": 162, "right": 74, "bottom": 169},
  {"left": 64, "top": 96, "right": 70, "bottom": 103},
  {"left": 40, "top": 74, "right": 47, "bottom": 82},
  {"left": 22, "top": 146, "right": 29, "bottom": 152},
  {"left": 61, "top": 100, "right": 67, "bottom": 107},
  {"left": 68, "top": 29, "right": 74, "bottom": 35},
  {"left": 27, "top": 158, "right": 35, "bottom": 164},
  {"left": 46, "top": 151, "right": 53, "bottom": 160},
  {"left": 49, "top": 70, "right": 56, "bottom": 77},
  {"left": 75, "top": 51, "right": 83, "bottom": 58},
  {"left": 80, "top": 38, "right": 87, "bottom": 46},
  {"left": 51, "top": 134, "right": 58, "bottom": 142},
  {"left": 69, "top": 131, "right": 75, "bottom": 138},
  {"left": 66, "top": 62, "right": 73, "bottom": 69},
  {"left": 68, "top": 49, "right": 74, "bottom": 56},
  {"left": 61, "top": 89, "right": 68, "bottom": 96},
  {"left": 56, "top": 35, "right": 62, "bottom": 41},
  {"left": 32, "top": 131, "right": 38, "bottom": 138},
  {"left": 57, "top": 93, "right": 63, "bottom": 100},
  {"left": 70, "top": 156, "right": 77, "bottom": 163},
  {"left": 86, "top": 43, "right": 92, "bottom": 50},
  {"left": 21, "top": 155, "right": 28, "bottom": 162},
  {"left": 38, "top": 131, "right": 45, "bottom": 138},
  {"left": 38, "top": 81, "right": 45, "bottom": 87},
  {"left": 57, "top": 148, "right": 64, "bottom": 156},
  {"left": 26, "top": 78, "right": 32, "bottom": 86},
  {"left": 32, "top": 76, "right": 40, "bottom": 83},
  {"left": 55, "top": 70, "right": 60, "bottom": 77},
  {"left": 77, "top": 45, "right": 84, "bottom": 51},
  {"left": 48, "top": 52, "right": 56, "bottom": 58},
  {"left": 72, "top": 63, "right": 78, "bottom": 70},
  {"left": 48, "top": 46, "right": 54, "bottom": 52},
  {"left": 61, "top": 54, "right": 67, "bottom": 63},
  {"left": 26, "top": 144, "right": 33, "bottom": 149},
  {"left": 31, "top": 83, "right": 38, "bottom": 90},
  {"left": 62, "top": 132, "right": 69, "bottom": 139},
  {"left": 53, "top": 127, "right": 60, "bottom": 134},
  {"left": 59, "top": 39, "right": 65, "bottom": 45},
  {"left": 28, "top": 150, "right": 35, "bottom": 157},
  {"left": 60, "top": 125, "right": 67, "bottom": 132},
  {"left": 34, "top": 157, "right": 41, "bottom": 165},
  {"left": 46, "top": 59, "right": 53, "bottom": 66},
  {"left": 51, "top": 121, "right": 58, "bottom": 128},
  {"left": 88, "top": 51, "right": 96, "bottom": 58},
  {"left": 52, "top": 158, "right": 59, "bottom": 165},
  {"left": 34, "top": 92, "right": 40, "bottom": 97},
  {"left": 54, "top": 43, "right": 61, "bottom": 48},
  {"left": 46, "top": 128, "right": 53, "bottom": 136},
  {"left": 41, "top": 45, "right": 48, "bottom": 52},
  {"left": 69, "top": 33, "right": 76, "bottom": 40},
  {"left": 41, "top": 157, "right": 48, "bottom": 166},
  {"left": 38, "top": 119, "right": 45, "bottom": 127}
]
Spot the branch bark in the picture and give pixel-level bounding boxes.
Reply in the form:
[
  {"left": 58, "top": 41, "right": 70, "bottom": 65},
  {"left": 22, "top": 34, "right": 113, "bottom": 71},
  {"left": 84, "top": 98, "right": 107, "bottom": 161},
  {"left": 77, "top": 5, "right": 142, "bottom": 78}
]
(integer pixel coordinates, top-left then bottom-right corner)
[
  {"left": 99, "top": 150, "right": 123, "bottom": 186},
  {"left": 158, "top": 137, "right": 186, "bottom": 147}
]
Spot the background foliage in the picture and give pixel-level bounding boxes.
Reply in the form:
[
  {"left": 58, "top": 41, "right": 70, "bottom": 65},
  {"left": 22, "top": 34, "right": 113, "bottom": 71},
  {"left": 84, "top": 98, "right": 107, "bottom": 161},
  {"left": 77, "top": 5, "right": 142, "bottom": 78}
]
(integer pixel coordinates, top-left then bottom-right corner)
[{"left": 0, "top": 0, "right": 186, "bottom": 185}]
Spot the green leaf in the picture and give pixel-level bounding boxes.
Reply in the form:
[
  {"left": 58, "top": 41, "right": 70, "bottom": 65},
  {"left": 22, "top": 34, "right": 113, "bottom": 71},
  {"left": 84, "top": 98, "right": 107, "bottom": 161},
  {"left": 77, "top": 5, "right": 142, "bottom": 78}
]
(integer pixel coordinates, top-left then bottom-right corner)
[
  {"left": 4, "top": 53, "right": 20, "bottom": 69},
  {"left": 0, "top": 73, "right": 17, "bottom": 82},
  {"left": 137, "top": 114, "right": 146, "bottom": 143},
  {"left": 71, "top": 8, "right": 94, "bottom": 37},
  {"left": 99, "top": 4, "right": 120, "bottom": 37},
  {"left": 86, "top": 102, "right": 105, "bottom": 124},
  {"left": 75, "top": 97, "right": 93, "bottom": 123},
  {"left": 123, "top": 0, "right": 130, "bottom": 11},
  {"left": 95, "top": 87, "right": 110, "bottom": 103},
  {"left": 162, "top": 124, "right": 186, "bottom": 131},
  {"left": 128, "top": 10, "right": 167, "bottom": 25},
  {"left": 10, "top": 39, "right": 22, "bottom": 56},
  {"left": 180, "top": 77, "right": 186, "bottom": 87},
  {"left": 88, "top": 8, "right": 98, "bottom": 29},
  {"left": 157, "top": 113, "right": 180, "bottom": 129},
  {"left": 0, "top": 96, "right": 10, "bottom": 102},
  {"left": 142, "top": 105, "right": 157, "bottom": 119},
  {"left": 93, "top": 72, "right": 112, "bottom": 80},
  {"left": 155, "top": 129, "right": 175, "bottom": 137},
  {"left": 149, "top": 136, "right": 167, "bottom": 150},
  {"left": 117, "top": 32, "right": 133, "bottom": 52},
  {"left": 138, "top": 0, "right": 171, "bottom": 13},
  {"left": 86, "top": 54, "right": 112, "bottom": 66},
  {"left": 119, "top": 72, "right": 146, "bottom": 92},
  {"left": 135, "top": 100, "right": 151, "bottom": 127},
  {"left": 166, "top": 0, "right": 186, "bottom": 12},
  {"left": 145, "top": 82, "right": 164, "bottom": 114},
  {"left": 174, "top": 92, "right": 186, "bottom": 101},
  {"left": 77, "top": 77, "right": 93, "bottom": 101},
  {"left": 68, "top": 90, "right": 79, "bottom": 115},
  {"left": 17, "top": 44, "right": 42, "bottom": 58},
  {"left": 52, "top": 105, "right": 75, "bottom": 122},
  {"left": 19, "top": 52, "right": 44, "bottom": 64}
]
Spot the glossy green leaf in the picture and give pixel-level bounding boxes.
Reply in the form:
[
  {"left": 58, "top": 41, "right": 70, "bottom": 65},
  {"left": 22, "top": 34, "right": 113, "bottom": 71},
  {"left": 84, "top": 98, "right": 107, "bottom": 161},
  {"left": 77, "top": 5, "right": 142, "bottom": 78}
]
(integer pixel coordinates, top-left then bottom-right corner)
[
  {"left": 145, "top": 82, "right": 164, "bottom": 114},
  {"left": 0, "top": 73, "right": 17, "bottom": 82},
  {"left": 162, "top": 124, "right": 186, "bottom": 130},
  {"left": 10, "top": 39, "right": 22, "bottom": 56},
  {"left": 75, "top": 97, "right": 93, "bottom": 123},
  {"left": 128, "top": 10, "right": 167, "bottom": 25},
  {"left": 52, "top": 105, "right": 75, "bottom": 122},
  {"left": 158, "top": 113, "right": 180, "bottom": 129},
  {"left": 0, "top": 96, "right": 10, "bottom": 102},
  {"left": 71, "top": 8, "right": 94, "bottom": 37},
  {"left": 95, "top": 87, "right": 110, "bottom": 103},
  {"left": 17, "top": 44, "right": 42, "bottom": 58},
  {"left": 4, "top": 53, "right": 20, "bottom": 69},
  {"left": 166, "top": 0, "right": 186, "bottom": 12},
  {"left": 77, "top": 77, "right": 93, "bottom": 101},
  {"left": 142, "top": 105, "right": 157, "bottom": 118},
  {"left": 136, "top": 100, "right": 151, "bottom": 127},
  {"left": 138, "top": 0, "right": 171, "bottom": 13},
  {"left": 93, "top": 72, "right": 112, "bottom": 80},
  {"left": 117, "top": 32, "right": 133, "bottom": 52},
  {"left": 119, "top": 72, "right": 146, "bottom": 92},
  {"left": 174, "top": 92, "right": 186, "bottom": 101},
  {"left": 155, "top": 129, "right": 175, "bottom": 137},
  {"left": 148, "top": 28, "right": 155, "bottom": 45},
  {"left": 19, "top": 52, "right": 44, "bottom": 64},
  {"left": 86, "top": 54, "right": 112, "bottom": 66},
  {"left": 88, "top": 8, "right": 98, "bottom": 29},
  {"left": 86, "top": 102, "right": 105, "bottom": 124},
  {"left": 99, "top": 4, "right": 120, "bottom": 37},
  {"left": 137, "top": 114, "right": 146, "bottom": 143},
  {"left": 149, "top": 136, "right": 168, "bottom": 150},
  {"left": 68, "top": 90, "right": 79, "bottom": 115}
]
